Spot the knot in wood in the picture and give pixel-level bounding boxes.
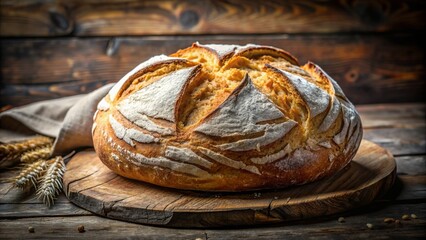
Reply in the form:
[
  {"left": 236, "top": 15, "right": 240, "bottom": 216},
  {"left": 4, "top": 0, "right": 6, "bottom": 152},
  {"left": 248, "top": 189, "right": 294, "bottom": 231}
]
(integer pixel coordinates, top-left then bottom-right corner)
[{"left": 179, "top": 10, "right": 200, "bottom": 29}]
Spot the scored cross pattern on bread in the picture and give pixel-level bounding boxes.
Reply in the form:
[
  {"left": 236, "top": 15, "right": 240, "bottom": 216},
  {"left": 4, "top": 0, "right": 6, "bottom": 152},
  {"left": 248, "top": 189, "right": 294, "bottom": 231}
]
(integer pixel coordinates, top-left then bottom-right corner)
[{"left": 92, "top": 42, "right": 362, "bottom": 191}]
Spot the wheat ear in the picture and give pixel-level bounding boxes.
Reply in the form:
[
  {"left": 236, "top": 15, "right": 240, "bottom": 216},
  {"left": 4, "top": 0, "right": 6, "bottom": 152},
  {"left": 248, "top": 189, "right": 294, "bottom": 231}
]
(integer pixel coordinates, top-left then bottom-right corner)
[
  {"left": 13, "top": 160, "right": 49, "bottom": 189},
  {"left": 36, "top": 156, "right": 66, "bottom": 206},
  {"left": 20, "top": 145, "right": 52, "bottom": 163},
  {"left": 0, "top": 136, "right": 53, "bottom": 165}
]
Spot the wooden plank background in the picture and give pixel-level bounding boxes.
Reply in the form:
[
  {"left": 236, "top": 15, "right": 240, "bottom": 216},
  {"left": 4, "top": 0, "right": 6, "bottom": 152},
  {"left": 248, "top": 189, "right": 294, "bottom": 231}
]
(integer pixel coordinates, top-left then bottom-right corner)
[
  {"left": 0, "top": 0, "right": 425, "bottom": 107},
  {"left": 1, "top": 0, "right": 425, "bottom": 36}
]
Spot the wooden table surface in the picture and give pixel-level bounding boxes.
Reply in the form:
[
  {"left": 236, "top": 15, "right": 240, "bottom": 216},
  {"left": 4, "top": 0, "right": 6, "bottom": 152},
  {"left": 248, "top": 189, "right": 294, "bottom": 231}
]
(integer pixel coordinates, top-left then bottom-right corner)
[{"left": 0, "top": 102, "right": 424, "bottom": 239}]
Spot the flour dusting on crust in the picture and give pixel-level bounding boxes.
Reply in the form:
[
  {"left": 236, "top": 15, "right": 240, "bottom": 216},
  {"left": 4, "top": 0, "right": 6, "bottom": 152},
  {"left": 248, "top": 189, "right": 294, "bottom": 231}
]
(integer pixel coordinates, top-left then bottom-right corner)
[
  {"left": 117, "top": 108, "right": 173, "bottom": 135},
  {"left": 217, "top": 121, "right": 296, "bottom": 151},
  {"left": 275, "top": 148, "right": 316, "bottom": 170},
  {"left": 91, "top": 122, "right": 97, "bottom": 136},
  {"left": 195, "top": 42, "right": 239, "bottom": 59},
  {"left": 117, "top": 66, "right": 200, "bottom": 136},
  {"left": 199, "top": 147, "right": 260, "bottom": 175},
  {"left": 333, "top": 104, "right": 356, "bottom": 145},
  {"left": 106, "top": 134, "right": 209, "bottom": 177},
  {"left": 97, "top": 98, "right": 110, "bottom": 111},
  {"left": 196, "top": 75, "right": 288, "bottom": 136},
  {"left": 118, "top": 66, "right": 198, "bottom": 122},
  {"left": 250, "top": 144, "right": 291, "bottom": 164},
  {"left": 318, "top": 141, "right": 332, "bottom": 149},
  {"left": 319, "top": 97, "right": 341, "bottom": 132},
  {"left": 108, "top": 55, "right": 185, "bottom": 101},
  {"left": 165, "top": 146, "right": 213, "bottom": 168},
  {"left": 278, "top": 70, "right": 330, "bottom": 118},
  {"left": 109, "top": 115, "right": 159, "bottom": 147},
  {"left": 93, "top": 110, "right": 99, "bottom": 121}
]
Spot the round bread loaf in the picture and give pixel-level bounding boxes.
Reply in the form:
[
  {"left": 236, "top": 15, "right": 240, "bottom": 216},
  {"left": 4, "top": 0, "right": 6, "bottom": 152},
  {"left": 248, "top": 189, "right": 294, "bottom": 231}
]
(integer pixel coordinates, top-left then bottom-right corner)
[{"left": 92, "top": 42, "right": 363, "bottom": 191}]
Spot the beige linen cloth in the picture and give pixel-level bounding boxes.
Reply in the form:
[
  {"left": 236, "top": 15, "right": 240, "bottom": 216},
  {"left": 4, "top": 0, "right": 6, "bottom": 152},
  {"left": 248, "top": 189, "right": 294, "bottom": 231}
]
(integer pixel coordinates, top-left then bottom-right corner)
[{"left": 0, "top": 84, "right": 114, "bottom": 158}]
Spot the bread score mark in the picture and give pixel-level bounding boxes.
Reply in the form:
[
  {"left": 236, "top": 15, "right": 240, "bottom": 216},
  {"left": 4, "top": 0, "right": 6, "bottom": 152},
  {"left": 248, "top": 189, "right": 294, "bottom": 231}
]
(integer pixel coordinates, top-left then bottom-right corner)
[
  {"left": 195, "top": 74, "right": 296, "bottom": 151},
  {"left": 194, "top": 42, "right": 299, "bottom": 65},
  {"left": 194, "top": 42, "right": 239, "bottom": 60},
  {"left": 275, "top": 68, "right": 330, "bottom": 118},
  {"left": 119, "top": 114, "right": 173, "bottom": 136},
  {"left": 91, "top": 122, "right": 97, "bottom": 136},
  {"left": 117, "top": 66, "right": 199, "bottom": 135},
  {"left": 250, "top": 144, "right": 291, "bottom": 165},
  {"left": 343, "top": 118, "right": 362, "bottom": 155},
  {"left": 308, "top": 62, "right": 347, "bottom": 100},
  {"left": 165, "top": 146, "right": 214, "bottom": 169},
  {"left": 108, "top": 55, "right": 185, "bottom": 101},
  {"left": 217, "top": 121, "right": 296, "bottom": 151},
  {"left": 333, "top": 104, "right": 357, "bottom": 145},
  {"left": 234, "top": 44, "right": 299, "bottom": 66},
  {"left": 317, "top": 140, "right": 332, "bottom": 149},
  {"left": 198, "top": 147, "right": 260, "bottom": 175},
  {"left": 93, "top": 110, "right": 99, "bottom": 121},
  {"left": 97, "top": 98, "right": 110, "bottom": 111},
  {"left": 109, "top": 115, "right": 159, "bottom": 147},
  {"left": 105, "top": 134, "right": 210, "bottom": 178},
  {"left": 318, "top": 97, "right": 341, "bottom": 132},
  {"left": 346, "top": 125, "right": 362, "bottom": 156},
  {"left": 119, "top": 66, "right": 199, "bottom": 122}
]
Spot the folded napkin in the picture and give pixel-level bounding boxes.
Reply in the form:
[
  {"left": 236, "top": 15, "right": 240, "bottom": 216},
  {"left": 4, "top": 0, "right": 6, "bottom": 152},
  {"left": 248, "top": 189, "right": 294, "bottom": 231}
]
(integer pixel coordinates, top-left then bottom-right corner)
[{"left": 0, "top": 84, "right": 114, "bottom": 157}]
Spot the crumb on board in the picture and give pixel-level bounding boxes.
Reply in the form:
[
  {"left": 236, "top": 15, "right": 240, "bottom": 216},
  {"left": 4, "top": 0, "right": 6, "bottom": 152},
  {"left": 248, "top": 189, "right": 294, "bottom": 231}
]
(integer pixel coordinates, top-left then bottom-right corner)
[
  {"left": 78, "top": 225, "right": 85, "bottom": 233},
  {"left": 384, "top": 218, "right": 395, "bottom": 223}
]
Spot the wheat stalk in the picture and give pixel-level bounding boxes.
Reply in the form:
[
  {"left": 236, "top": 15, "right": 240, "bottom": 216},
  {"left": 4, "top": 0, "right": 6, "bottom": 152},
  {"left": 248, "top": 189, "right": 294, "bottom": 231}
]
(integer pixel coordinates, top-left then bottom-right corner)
[
  {"left": 20, "top": 145, "right": 52, "bottom": 163},
  {"left": 13, "top": 160, "right": 49, "bottom": 189},
  {"left": 0, "top": 136, "right": 53, "bottom": 167},
  {"left": 36, "top": 156, "right": 66, "bottom": 206}
]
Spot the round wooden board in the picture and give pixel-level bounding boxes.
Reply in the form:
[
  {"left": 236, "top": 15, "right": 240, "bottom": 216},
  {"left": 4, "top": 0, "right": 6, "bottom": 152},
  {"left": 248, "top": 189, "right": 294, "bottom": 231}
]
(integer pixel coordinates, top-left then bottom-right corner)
[{"left": 64, "top": 140, "right": 396, "bottom": 228}]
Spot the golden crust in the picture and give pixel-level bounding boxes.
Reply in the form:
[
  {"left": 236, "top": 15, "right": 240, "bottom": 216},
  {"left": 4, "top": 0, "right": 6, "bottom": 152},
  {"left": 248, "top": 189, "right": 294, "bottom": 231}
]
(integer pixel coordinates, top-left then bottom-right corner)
[{"left": 93, "top": 43, "right": 363, "bottom": 191}]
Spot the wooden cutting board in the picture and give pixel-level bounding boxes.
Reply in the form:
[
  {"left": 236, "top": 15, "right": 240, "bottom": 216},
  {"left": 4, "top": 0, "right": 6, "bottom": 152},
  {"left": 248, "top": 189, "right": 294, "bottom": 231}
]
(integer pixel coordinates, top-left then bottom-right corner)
[{"left": 63, "top": 140, "right": 396, "bottom": 228}]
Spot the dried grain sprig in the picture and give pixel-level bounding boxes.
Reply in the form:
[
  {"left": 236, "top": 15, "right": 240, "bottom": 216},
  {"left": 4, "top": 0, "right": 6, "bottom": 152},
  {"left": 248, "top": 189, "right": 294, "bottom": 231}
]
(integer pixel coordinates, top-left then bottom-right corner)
[
  {"left": 36, "top": 156, "right": 66, "bottom": 206},
  {"left": 20, "top": 145, "right": 52, "bottom": 163},
  {"left": 0, "top": 136, "right": 53, "bottom": 156},
  {"left": 0, "top": 136, "right": 53, "bottom": 167},
  {"left": 12, "top": 160, "right": 49, "bottom": 189}
]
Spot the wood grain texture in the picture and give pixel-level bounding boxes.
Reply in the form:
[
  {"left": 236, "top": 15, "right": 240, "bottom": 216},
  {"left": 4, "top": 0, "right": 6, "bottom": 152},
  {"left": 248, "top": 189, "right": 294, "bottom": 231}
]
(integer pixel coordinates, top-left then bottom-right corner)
[
  {"left": 0, "top": 0, "right": 72, "bottom": 37},
  {"left": 394, "top": 175, "right": 426, "bottom": 200},
  {"left": 395, "top": 156, "right": 426, "bottom": 176},
  {"left": 0, "top": 203, "right": 91, "bottom": 218},
  {"left": 0, "top": 175, "right": 423, "bottom": 218},
  {"left": 62, "top": 140, "right": 396, "bottom": 227},
  {"left": 1, "top": 0, "right": 424, "bottom": 37},
  {"left": 0, "top": 204, "right": 425, "bottom": 240},
  {"left": 1, "top": 34, "right": 424, "bottom": 107},
  {"left": 204, "top": 203, "right": 426, "bottom": 239},
  {"left": 358, "top": 103, "right": 426, "bottom": 129},
  {"left": 0, "top": 216, "right": 207, "bottom": 240},
  {"left": 0, "top": 172, "right": 426, "bottom": 205},
  {"left": 363, "top": 127, "right": 426, "bottom": 156}
]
